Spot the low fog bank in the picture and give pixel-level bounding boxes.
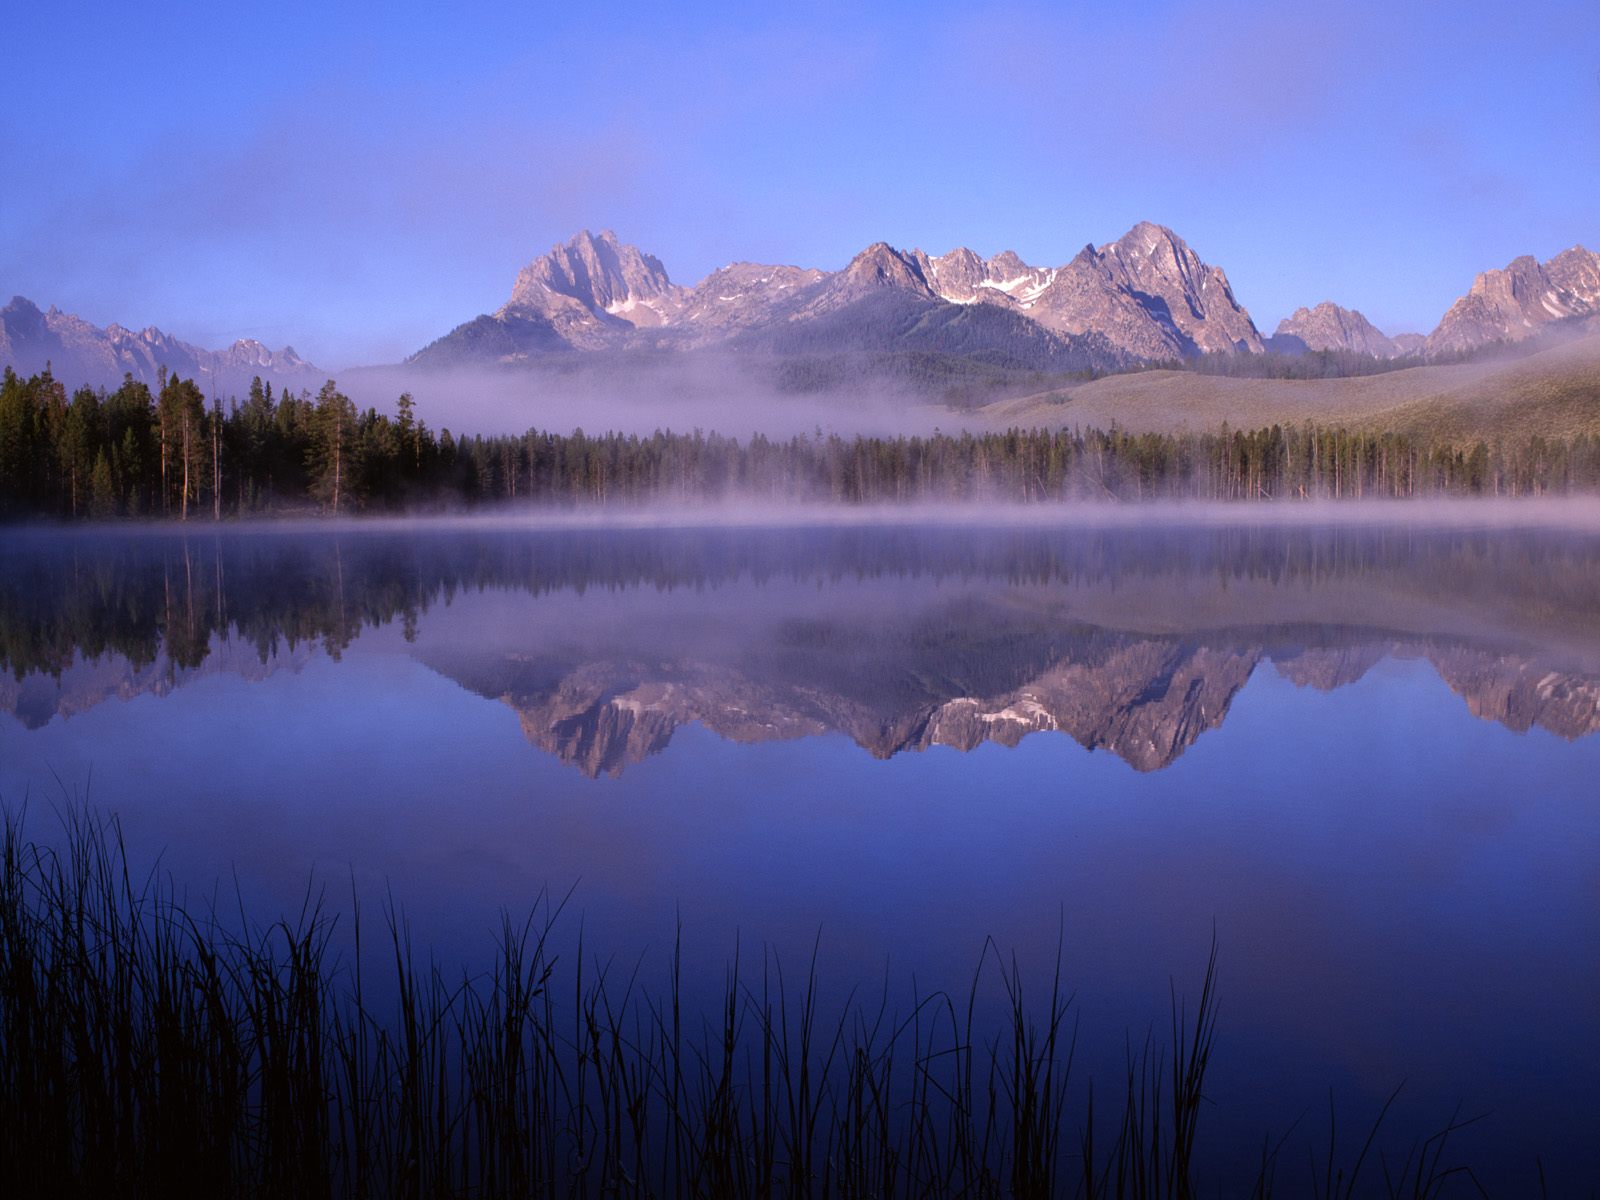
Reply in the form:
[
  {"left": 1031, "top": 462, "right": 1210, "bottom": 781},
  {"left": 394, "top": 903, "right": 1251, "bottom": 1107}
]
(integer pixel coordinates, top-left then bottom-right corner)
[
  {"left": 341, "top": 355, "right": 991, "bottom": 438},
  {"left": 292, "top": 495, "right": 1600, "bottom": 533},
  {"left": 21, "top": 496, "right": 1600, "bottom": 539}
]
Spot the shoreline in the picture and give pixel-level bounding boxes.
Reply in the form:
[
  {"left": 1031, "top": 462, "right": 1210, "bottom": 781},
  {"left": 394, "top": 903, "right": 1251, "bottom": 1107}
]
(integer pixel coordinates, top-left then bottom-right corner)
[{"left": 10, "top": 494, "right": 1600, "bottom": 536}]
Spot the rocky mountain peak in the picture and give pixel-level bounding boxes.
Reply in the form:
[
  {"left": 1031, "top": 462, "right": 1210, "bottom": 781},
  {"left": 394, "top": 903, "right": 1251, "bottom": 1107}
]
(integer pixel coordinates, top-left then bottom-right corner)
[
  {"left": 915, "top": 246, "right": 1057, "bottom": 309},
  {"left": 410, "top": 222, "right": 1272, "bottom": 367},
  {"left": 1274, "top": 301, "right": 1400, "bottom": 358},
  {"left": 989, "top": 250, "right": 1032, "bottom": 279},
  {"left": 1108, "top": 220, "right": 1182, "bottom": 260},
  {"left": 505, "top": 228, "right": 687, "bottom": 335},
  {"left": 673, "top": 261, "right": 827, "bottom": 338},
  {"left": 1101, "top": 223, "right": 1223, "bottom": 295},
  {"left": 840, "top": 242, "right": 935, "bottom": 294},
  {"left": 1427, "top": 244, "right": 1600, "bottom": 356},
  {"left": 921, "top": 246, "right": 986, "bottom": 297},
  {"left": 1011, "top": 222, "right": 1262, "bottom": 358}
]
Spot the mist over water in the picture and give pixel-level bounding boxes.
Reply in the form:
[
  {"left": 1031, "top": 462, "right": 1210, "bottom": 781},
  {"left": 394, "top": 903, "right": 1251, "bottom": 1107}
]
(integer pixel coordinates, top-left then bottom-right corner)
[
  {"left": 2, "top": 517, "right": 1597, "bottom": 1192},
  {"left": 341, "top": 355, "right": 980, "bottom": 438}
]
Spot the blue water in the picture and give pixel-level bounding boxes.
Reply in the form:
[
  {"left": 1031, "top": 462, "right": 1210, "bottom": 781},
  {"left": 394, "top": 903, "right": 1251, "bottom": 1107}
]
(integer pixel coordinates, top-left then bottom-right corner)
[{"left": 1, "top": 521, "right": 1596, "bottom": 1191}]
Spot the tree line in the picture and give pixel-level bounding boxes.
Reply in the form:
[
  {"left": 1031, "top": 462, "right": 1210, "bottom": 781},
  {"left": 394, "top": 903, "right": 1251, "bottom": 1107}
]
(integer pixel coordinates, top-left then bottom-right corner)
[
  {"left": 4, "top": 365, "right": 1600, "bottom": 518},
  {"left": 0, "top": 367, "right": 461, "bottom": 519}
]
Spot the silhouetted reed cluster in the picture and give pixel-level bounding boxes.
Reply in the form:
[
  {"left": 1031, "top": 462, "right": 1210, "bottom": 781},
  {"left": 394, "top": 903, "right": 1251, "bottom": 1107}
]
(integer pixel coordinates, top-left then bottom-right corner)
[{"left": 0, "top": 809, "right": 1490, "bottom": 1198}]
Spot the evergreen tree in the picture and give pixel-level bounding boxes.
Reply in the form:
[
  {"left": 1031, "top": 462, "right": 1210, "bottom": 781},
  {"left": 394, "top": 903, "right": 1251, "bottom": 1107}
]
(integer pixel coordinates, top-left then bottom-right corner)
[{"left": 308, "top": 380, "right": 359, "bottom": 514}]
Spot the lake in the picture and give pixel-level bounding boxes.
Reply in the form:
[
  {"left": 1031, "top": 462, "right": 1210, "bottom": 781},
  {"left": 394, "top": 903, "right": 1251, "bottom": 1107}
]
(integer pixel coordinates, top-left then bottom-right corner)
[{"left": 2, "top": 516, "right": 1597, "bottom": 1193}]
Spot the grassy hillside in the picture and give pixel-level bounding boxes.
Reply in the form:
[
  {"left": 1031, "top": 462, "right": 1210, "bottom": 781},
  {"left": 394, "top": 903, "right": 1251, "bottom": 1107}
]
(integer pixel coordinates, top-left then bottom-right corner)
[
  {"left": 1374, "top": 334, "right": 1600, "bottom": 441},
  {"left": 982, "top": 333, "right": 1600, "bottom": 441}
]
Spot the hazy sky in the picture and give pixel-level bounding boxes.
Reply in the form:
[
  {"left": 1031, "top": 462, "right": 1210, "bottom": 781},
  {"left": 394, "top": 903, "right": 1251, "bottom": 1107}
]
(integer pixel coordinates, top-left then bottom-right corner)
[{"left": 3, "top": 0, "right": 1596, "bottom": 367}]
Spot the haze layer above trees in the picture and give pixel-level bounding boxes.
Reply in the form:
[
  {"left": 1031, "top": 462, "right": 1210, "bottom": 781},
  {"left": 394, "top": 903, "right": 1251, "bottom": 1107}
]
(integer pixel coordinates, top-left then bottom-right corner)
[{"left": 4, "top": 364, "right": 1600, "bottom": 521}]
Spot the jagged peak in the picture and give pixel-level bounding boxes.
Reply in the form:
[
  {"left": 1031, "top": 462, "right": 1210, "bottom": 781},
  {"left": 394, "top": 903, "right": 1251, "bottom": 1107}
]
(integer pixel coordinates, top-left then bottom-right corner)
[
  {"left": 505, "top": 229, "right": 684, "bottom": 327},
  {"left": 562, "top": 227, "right": 619, "bottom": 250},
  {"left": 1546, "top": 244, "right": 1597, "bottom": 267},
  {"left": 852, "top": 240, "right": 903, "bottom": 259},
  {"left": 989, "top": 249, "right": 1032, "bottom": 275},
  {"left": 1280, "top": 300, "right": 1376, "bottom": 325},
  {"left": 929, "top": 245, "right": 984, "bottom": 269},
  {"left": 836, "top": 242, "right": 935, "bottom": 295},
  {"left": 1274, "top": 300, "right": 1399, "bottom": 356},
  {"left": 528, "top": 228, "right": 662, "bottom": 274},
  {"left": 1107, "top": 220, "right": 1187, "bottom": 255},
  {"left": 0, "top": 298, "right": 324, "bottom": 389}
]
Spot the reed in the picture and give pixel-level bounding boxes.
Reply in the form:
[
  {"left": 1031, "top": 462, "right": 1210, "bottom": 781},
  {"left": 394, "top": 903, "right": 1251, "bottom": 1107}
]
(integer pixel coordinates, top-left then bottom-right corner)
[{"left": 0, "top": 807, "right": 1493, "bottom": 1198}]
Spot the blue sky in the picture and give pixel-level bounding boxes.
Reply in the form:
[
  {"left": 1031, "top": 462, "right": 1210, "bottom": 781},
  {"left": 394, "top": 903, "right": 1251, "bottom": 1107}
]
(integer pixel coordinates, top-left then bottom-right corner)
[{"left": 3, "top": 0, "right": 1596, "bottom": 366}]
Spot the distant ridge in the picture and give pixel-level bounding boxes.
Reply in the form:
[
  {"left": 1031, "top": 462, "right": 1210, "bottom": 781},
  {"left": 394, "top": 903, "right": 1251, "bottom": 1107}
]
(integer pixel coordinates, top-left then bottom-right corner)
[
  {"left": 10, "top": 227, "right": 1598, "bottom": 395},
  {"left": 1272, "top": 302, "right": 1409, "bottom": 358},
  {"left": 410, "top": 225, "right": 1598, "bottom": 377},
  {"left": 0, "top": 295, "right": 325, "bottom": 394},
  {"left": 408, "top": 223, "right": 1263, "bottom": 372}
]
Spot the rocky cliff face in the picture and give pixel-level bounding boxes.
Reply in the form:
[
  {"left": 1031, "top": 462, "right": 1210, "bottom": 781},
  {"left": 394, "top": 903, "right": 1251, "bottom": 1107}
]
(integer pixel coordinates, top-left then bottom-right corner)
[
  {"left": 1274, "top": 302, "right": 1401, "bottom": 357},
  {"left": 877, "top": 225, "right": 1265, "bottom": 361},
  {"left": 410, "top": 228, "right": 1600, "bottom": 374},
  {"left": 674, "top": 262, "right": 827, "bottom": 337},
  {"left": 916, "top": 248, "right": 1056, "bottom": 309},
  {"left": 503, "top": 228, "right": 689, "bottom": 343},
  {"left": 1067, "top": 222, "right": 1263, "bottom": 357},
  {"left": 22, "top": 228, "right": 1600, "bottom": 390},
  {"left": 778, "top": 223, "right": 1262, "bottom": 361},
  {"left": 1426, "top": 245, "right": 1600, "bottom": 356},
  {"left": 408, "top": 222, "right": 1262, "bottom": 370},
  {"left": 0, "top": 295, "right": 324, "bottom": 394}
]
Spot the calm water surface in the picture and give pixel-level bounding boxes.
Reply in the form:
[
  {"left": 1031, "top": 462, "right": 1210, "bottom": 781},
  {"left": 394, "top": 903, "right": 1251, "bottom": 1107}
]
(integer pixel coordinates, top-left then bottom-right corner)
[{"left": 2, "top": 520, "right": 1597, "bottom": 1191}]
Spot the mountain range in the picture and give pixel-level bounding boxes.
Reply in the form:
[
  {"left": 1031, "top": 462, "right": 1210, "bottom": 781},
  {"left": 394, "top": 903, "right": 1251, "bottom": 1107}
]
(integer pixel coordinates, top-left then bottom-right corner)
[
  {"left": 410, "top": 222, "right": 1267, "bottom": 372},
  {"left": 7, "top": 595, "right": 1596, "bottom": 778},
  {"left": 407, "top": 225, "right": 1600, "bottom": 376},
  {"left": 0, "top": 295, "right": 324, "bottom": 395},
  {"left": 425, "top": 634, "right": 1600, "bottom": 777},
  {"left": 4, "top": 225, "right": 1598, "bottom": 397}
]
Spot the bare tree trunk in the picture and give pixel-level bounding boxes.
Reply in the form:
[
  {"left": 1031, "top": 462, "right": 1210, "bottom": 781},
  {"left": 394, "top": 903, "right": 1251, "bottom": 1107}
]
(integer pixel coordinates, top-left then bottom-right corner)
[{"left": 212, "top": 414, "right": 221, "bottom": 521}]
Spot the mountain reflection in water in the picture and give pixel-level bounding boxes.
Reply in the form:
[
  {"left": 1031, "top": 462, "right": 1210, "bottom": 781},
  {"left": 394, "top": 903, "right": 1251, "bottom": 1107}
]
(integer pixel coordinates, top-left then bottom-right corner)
[
  {"left": 4, "top": 519, "right": 1600, "bottom": 1191},
  {"left": 5, "top": 522, "right": 1600, "bottom": 775}
]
